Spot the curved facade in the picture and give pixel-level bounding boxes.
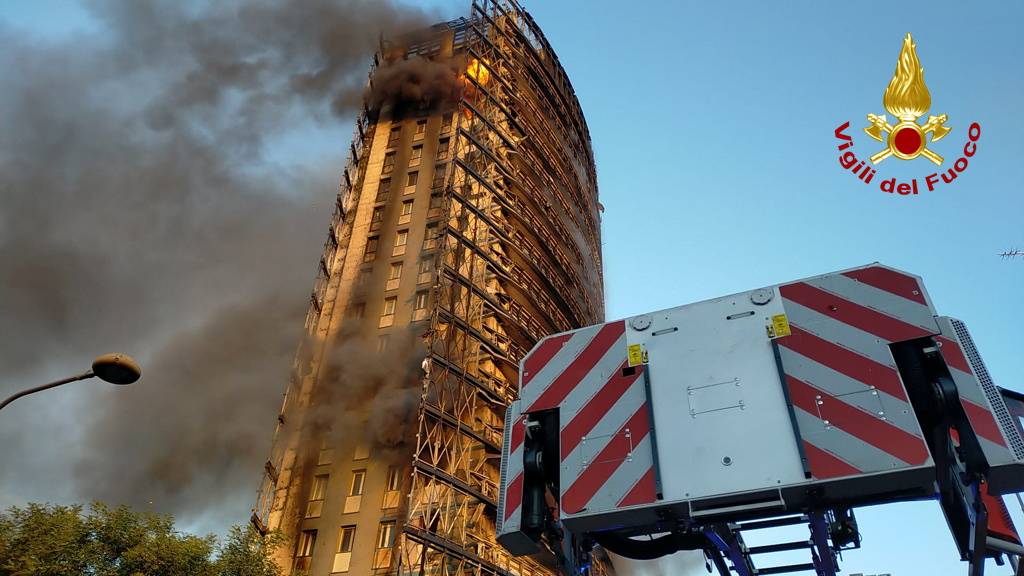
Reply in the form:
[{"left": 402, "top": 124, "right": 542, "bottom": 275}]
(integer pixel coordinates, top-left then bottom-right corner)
[{"left": 254, "top": 2, "right": 603, "bottom": 574}]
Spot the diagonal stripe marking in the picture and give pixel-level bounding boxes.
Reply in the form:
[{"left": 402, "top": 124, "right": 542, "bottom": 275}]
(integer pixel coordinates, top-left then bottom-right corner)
[
  {"left": 802, "top": 440, "right": 861, "bottom": 479},
  {"left": 561, "top": 362, "right": 642, "bottom": 460},
  {"left": 779, "top": 325, "right": 908, "bottom": 401},
  {"left": 962, "top": 398, "right": 1008, "bottom": 447},
  {"left": 788, "top": 375, "right": 929, "bottom": 465},
  {"left": 522, "top": 333, "right": 573, "bottom": 388},
  {"left": 504, "top": 472, "right": 523, "bottom": 521},
  {"left": 937, "top": 336, "right": 972, "bottom": 375},
  {"left": 562, "top": 404, "right": 649, "bottom": 514},
  {"left": 842, "top": 266, "right": 928, "bottom": 306},
  {"left": 618, "top": 466, "right": 656, "bottom": 507},
  {"left": 509, "top": 414, "right": 526, "bottom": 455},
  {"left": 527, "top": 321, "right": 625, "bottom": 412},
  {"left": 781, "top": 282, "right": 934, "bottom": 342}
]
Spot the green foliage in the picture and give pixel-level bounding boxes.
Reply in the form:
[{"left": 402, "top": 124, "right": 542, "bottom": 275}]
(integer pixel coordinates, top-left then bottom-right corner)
[
  {"left": 0, "top": 503, "right": 283, "bottom": 576},
  {"left": 214, "top": 526, "right": 285, "bottom": 576}
]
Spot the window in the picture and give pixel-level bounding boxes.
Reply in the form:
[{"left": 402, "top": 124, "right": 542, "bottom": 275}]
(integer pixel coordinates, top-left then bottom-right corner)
[
  {"left": 377, "top": 334, "right": 390, "bottom": 353},
  {"left": 380, "top": 296, "right": 397, "bottom": 328},
  {"left": 333, "top": 526, "right": 356, "bottom": 573},
  {"left": 373, "top": 522, "right": 396, "bottom": 568},
  {"left": 423, "top": 223, "right": 440, "bottom": 250},
  {"left": 413, "top": 290, "right": 429, "bottom": 321},
  {"left": 431, "top": 164, "right": 447, "bottom": 190},
  {"left": 386, "top": 262, "right": 402, "bottom": 291},
  {"left": 393, "top": 229, "right": 408, "bottom": 256},
  {"left": 354, "top": 443, "right": 370, "bottom": 460},
  {"left": 429, "top": 192, "right": 443, "bottom": 212},
  {"left": 370, "top": 206, "right": 384, "bottom": 232},
  {"left": 317, "top": 447, "right": 334, "bottom": 466},
  {"left": 387, "top": 126, "right": 401, "bottom": 147},
  {"left": 348, "top": 302, "right": 365, "bottom": 319},
  {"left": 385, "top": 466, "right": 402, "bottom": 491},
  {"left": 417, "top": 257, "right": 433, "bottom": 284},
  {"left": 441, "top": 113, "right": 453, "bottom": 133},
  {"left": 311, "top": 474, "right": 328, "bottom": 500},
  {"left": 409, "top": 145, "right": 422, "bottom": 167},
  {"left": 405, "top": 171, "right": 418, "bottom": 193},
  {"left": 338, "top": 526, "right": 356, "bottom": 553},
  {"left": 376, "top": 178, "right": 391, "bottom": 203},
  {"left": 343, "top": 469, "right": 364, "bottom": 513},
  {"left": 306, "top": 474, "right": 328, "bottom": 517},
  {"left": 350, "top": 470, "right": 365, "bottom": 496},
  {"left": 399, "top": 200, "right": 413, "bottom": 225},
  {"left": 298, "top": 530, "right": 317, "bottom": 557},
  {"left": 415, "top": 119, "right": 426, "bottom": 137},
  {"left": 382, "top": 152, "right": 396, "bottom": 175},
  {"left": 414, "top": 291, "right": 428, "bottom": 310},
  {"left": 388, "top": 262, "right": 403, "bottom": 280},
  {"left": 382, "top": 465, "right": 401, "bottom": 509},
  {"left": 377, "top": 521, "right": 396, "bottom": 548},
  {"left": 364, "top": 236, "right": 379, "bottom": 263},
  {"left": 436, "top": 138, "right": 450, "bottom": 161}
]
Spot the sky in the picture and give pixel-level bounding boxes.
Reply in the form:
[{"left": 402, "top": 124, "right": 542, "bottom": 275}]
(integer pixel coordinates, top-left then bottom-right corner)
[{"left": 1, "top": 1, "right": 1022, "bottom": 575}]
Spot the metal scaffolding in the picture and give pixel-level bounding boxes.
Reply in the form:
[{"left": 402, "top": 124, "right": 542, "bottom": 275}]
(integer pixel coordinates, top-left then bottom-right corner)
[{"left": 399, "top": 3, "right": 603, "bottom": 574}]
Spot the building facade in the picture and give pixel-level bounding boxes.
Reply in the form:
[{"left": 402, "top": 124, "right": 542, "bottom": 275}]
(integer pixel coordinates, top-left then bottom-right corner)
[{"left": 253, "top": 2, "right": 604, "bottom": 574}]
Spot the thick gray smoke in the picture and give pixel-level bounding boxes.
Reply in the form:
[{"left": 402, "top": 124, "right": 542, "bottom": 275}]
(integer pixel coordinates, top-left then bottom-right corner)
[
  {"left": 0, "top": 0, "right": 448, "bottom": 527},
  {"left": 369, "top": 55, "right": 467, "bottom": 114},
  {"left": 309, "top": 326, "right": 428, "bottom": 463}
]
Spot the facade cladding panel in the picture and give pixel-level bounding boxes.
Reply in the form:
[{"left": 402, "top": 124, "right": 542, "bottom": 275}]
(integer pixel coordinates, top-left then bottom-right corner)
[{"left": 253, "top": 1, "right": 603, "bottom": 575}]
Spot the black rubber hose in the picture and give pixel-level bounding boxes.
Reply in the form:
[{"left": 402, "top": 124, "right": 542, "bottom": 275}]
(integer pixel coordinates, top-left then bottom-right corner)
[{"left": 592, "top": 531, "right": 708, "bottom": 560}]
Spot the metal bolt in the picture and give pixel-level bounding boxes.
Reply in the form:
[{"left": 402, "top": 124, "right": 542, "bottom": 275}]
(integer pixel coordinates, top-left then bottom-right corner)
[{"left": 722, "top": 456, "right": 733, "bottom": 466}]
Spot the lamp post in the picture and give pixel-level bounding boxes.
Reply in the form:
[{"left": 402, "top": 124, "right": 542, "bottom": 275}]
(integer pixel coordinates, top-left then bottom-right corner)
[{"left": 0, "top": 353, "right": 141, "bottom": 412}]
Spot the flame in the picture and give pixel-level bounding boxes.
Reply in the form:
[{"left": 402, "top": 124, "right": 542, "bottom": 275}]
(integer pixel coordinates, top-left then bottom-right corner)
[
  {"left": 883, "top": 34, "right": 931, "bottom": 121},
  {"left": 466, "top": 58, "right": 490, "bottom": 86}
]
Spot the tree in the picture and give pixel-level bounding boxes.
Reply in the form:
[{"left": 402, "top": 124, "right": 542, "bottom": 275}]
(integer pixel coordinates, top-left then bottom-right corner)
[
  {"left": 214, "top": 526, "right": 286, "bottom": 576},
  {"left": 0, "top": 503, "right": 283, "bottom": 576}
]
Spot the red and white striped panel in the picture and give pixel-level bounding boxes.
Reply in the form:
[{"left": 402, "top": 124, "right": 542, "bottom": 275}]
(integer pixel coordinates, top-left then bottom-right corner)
[
  {"left": 559, "top": 362, "right": 657, "bottom": 516},
  {"left": 519, "top": 321, "right": 626, "bottom": 412},
  {"left": 934, "top": 316, "right": 1014, "bottom": 466},
  {"left": 777, "top": 265, "right": 939, "bottom": 479},
  {"left": 518, "top": 319, "right": 657, "bottom": 517}
]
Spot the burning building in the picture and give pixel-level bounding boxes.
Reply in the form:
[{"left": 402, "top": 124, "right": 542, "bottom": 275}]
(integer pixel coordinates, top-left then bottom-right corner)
[{"left": 252, "top": 1, "right": 604, "bottom": 574}]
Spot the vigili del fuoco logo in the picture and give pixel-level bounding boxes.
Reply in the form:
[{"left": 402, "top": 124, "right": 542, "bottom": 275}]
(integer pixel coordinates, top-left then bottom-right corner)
[{"left": 834, "top": 34, "right": 980, "bottom": 196}]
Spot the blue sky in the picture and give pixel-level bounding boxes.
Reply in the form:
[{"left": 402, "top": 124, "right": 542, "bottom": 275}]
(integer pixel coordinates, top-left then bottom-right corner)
[
  {"left": 2, "top": 1, "right": 1022, "bottom": 575},
  {"left": 527, "top": 2, "right": 1024, "bottom": 575}
]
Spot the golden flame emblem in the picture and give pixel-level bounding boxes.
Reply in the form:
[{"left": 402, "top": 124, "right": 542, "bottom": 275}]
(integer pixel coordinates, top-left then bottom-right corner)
[{"left": 864, "top": 34, "right": 951, "bottom": 165}]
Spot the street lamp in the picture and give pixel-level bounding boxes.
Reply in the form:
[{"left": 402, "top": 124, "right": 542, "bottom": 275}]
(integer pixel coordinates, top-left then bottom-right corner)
[{"left": 0, "top": 353, "right": 141, "bottom": 412}]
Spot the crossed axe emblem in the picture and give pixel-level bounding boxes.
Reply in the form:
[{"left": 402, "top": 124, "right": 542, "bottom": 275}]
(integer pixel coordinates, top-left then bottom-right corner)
[{"left": 864, "top": 113, "right": 951, "bottom": 165}]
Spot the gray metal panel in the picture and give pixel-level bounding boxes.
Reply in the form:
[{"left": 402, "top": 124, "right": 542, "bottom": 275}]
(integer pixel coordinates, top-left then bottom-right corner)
[{"left": 638, "top": 289, "right": 807, "bottom": 501}]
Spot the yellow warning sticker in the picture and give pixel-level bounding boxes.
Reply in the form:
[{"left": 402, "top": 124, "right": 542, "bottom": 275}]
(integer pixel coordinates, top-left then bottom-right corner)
[
  {"left": 770, "top": 314, "right": 792, "bottom": 338},
  {"left": 627, "top": 343, "right": 644, "bottom": 367}
]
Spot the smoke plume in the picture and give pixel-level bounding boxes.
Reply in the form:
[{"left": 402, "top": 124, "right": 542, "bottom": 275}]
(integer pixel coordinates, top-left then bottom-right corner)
[
  {"left": 0, "top": 0, "right": 448, "bottom": 526},
  {"left": 369, "top": 55, "right": 467, "bottom": 114}
]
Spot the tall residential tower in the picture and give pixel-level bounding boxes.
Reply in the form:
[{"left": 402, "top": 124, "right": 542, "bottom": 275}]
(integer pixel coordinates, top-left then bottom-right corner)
[{"left": 254, "top": 2, "right": 603, "bottom": 574}]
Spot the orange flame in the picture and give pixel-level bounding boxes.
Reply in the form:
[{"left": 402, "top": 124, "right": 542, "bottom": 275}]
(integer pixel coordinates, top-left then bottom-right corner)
[
  {"left": 466, "top": 58, "right": 490, "bottom": 86},
  {"left": 883, "top": 34, "right": 931, "bottom": 121}
]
